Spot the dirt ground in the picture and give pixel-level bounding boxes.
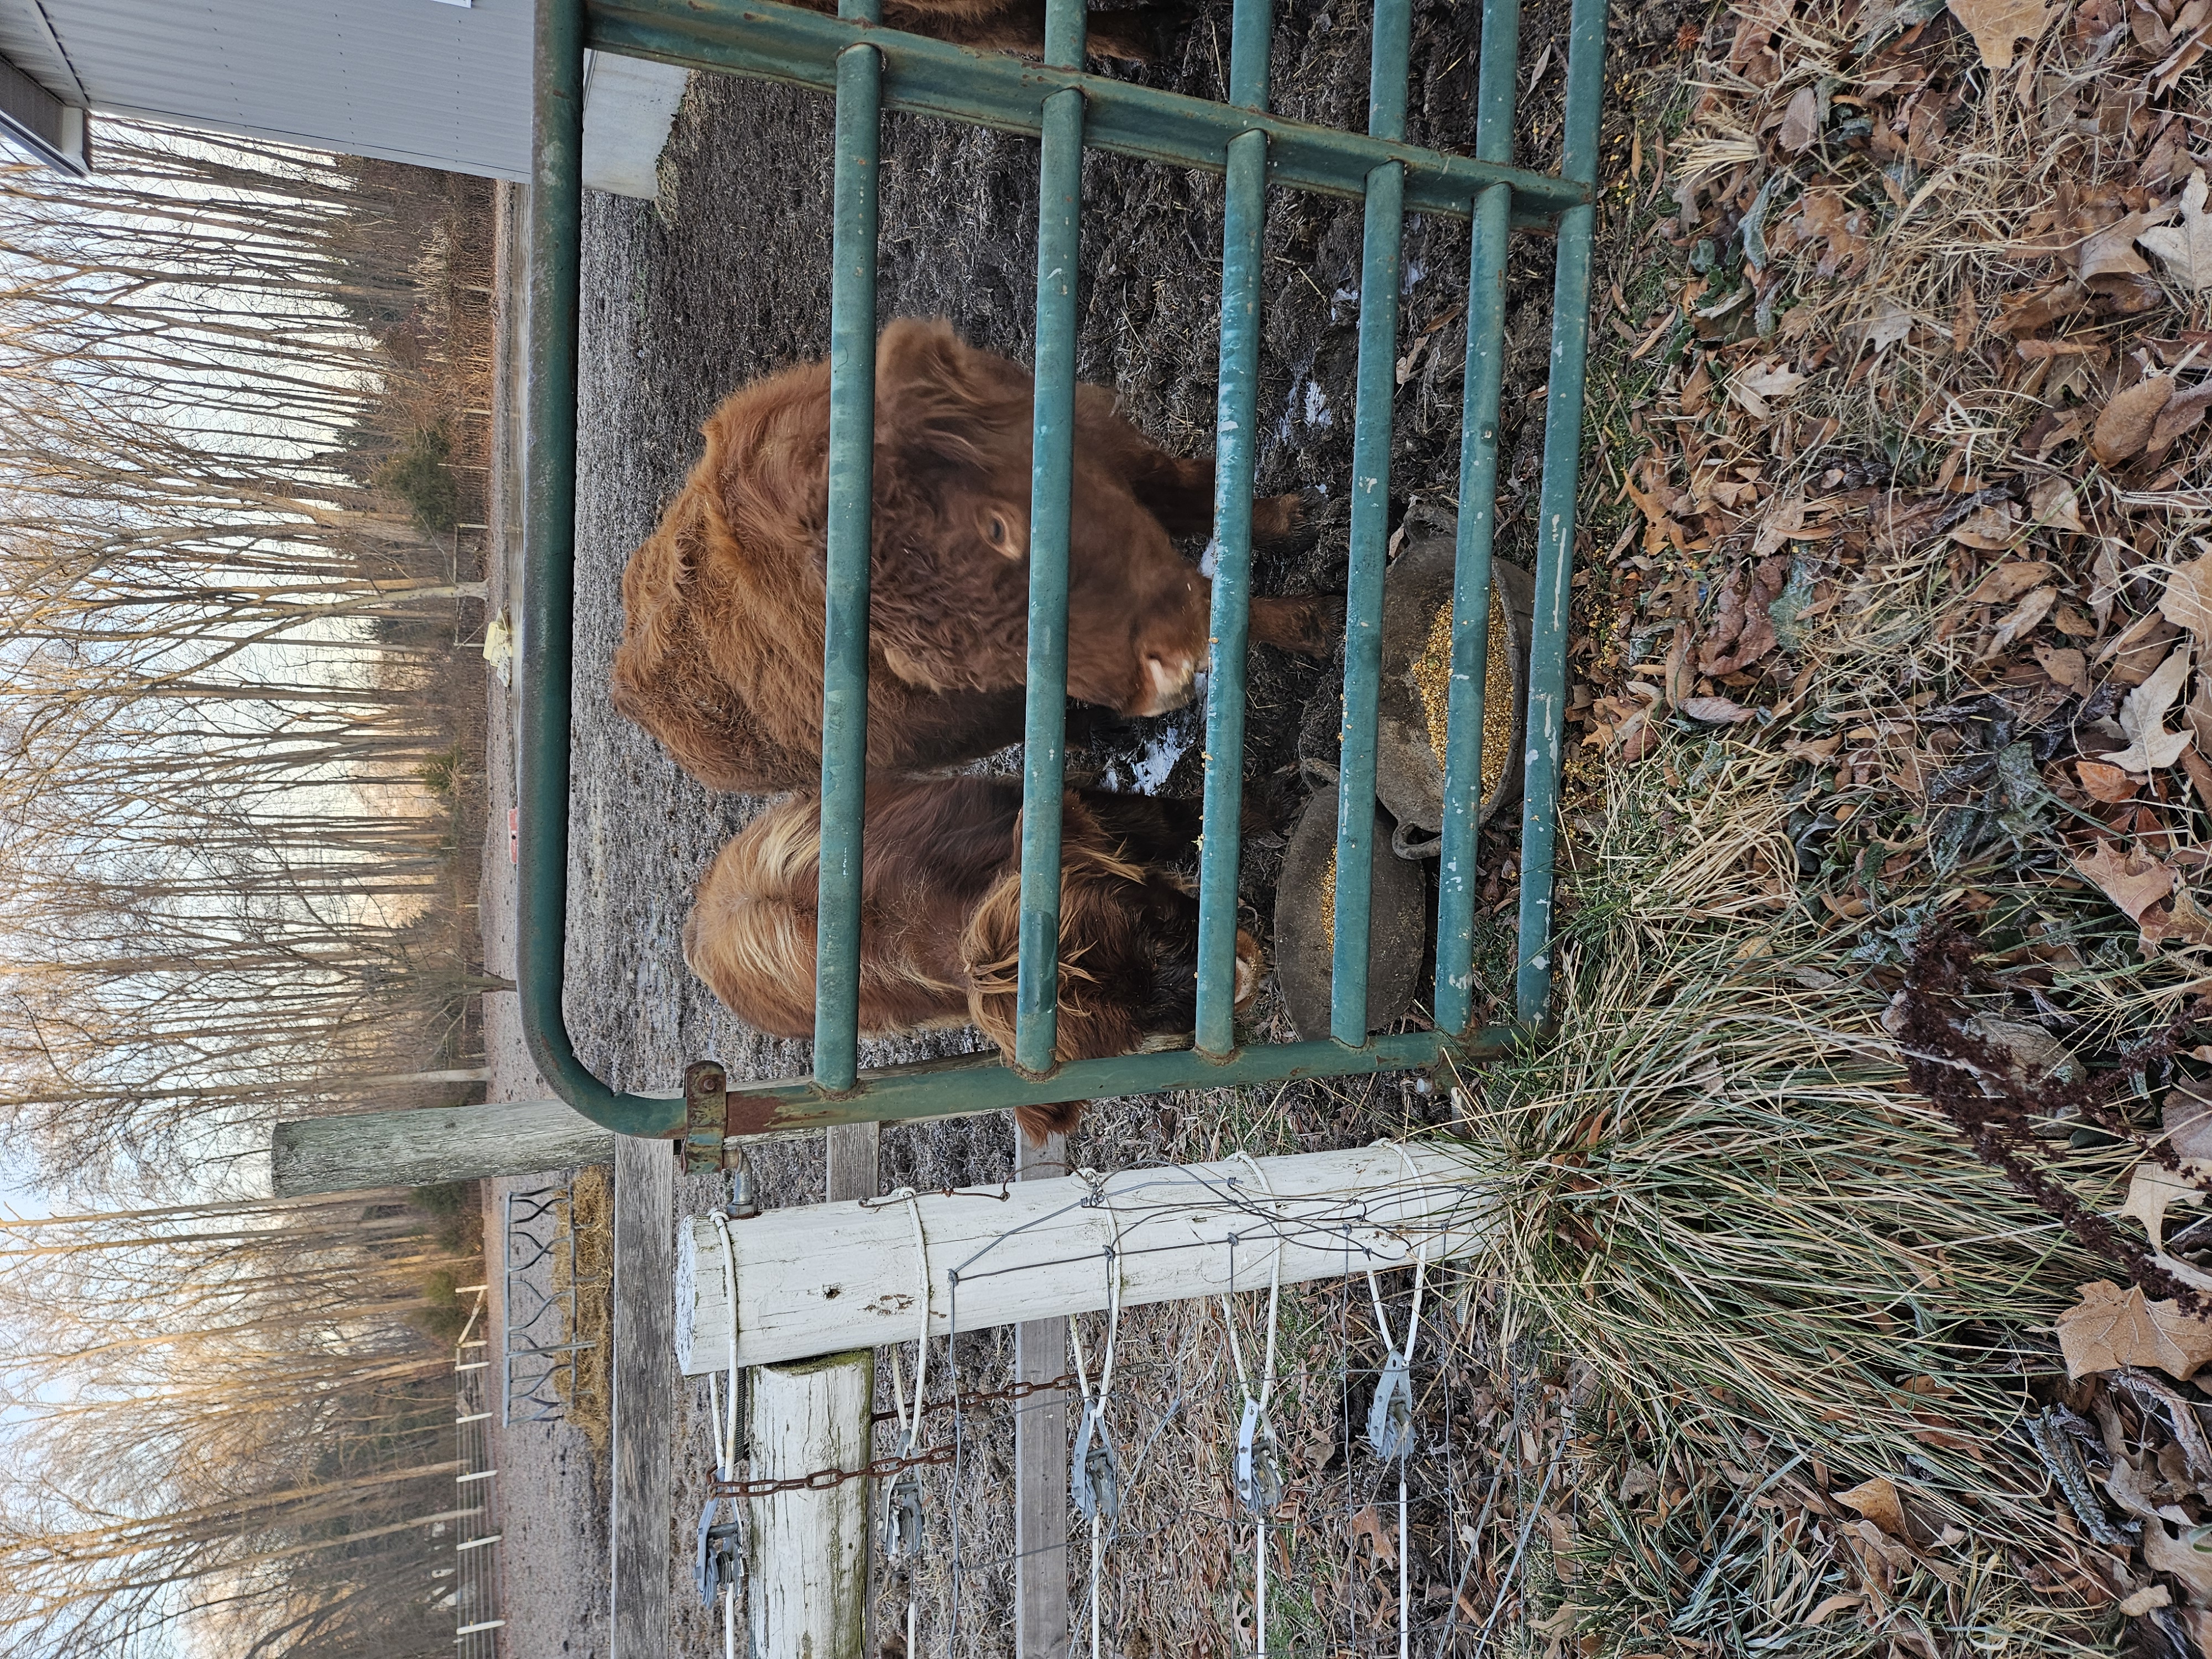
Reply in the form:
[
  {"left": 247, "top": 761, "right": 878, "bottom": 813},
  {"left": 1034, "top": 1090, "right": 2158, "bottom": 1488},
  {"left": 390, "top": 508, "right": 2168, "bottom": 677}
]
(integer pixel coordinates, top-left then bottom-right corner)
[{"left": 524, "top": 2, "right": 1695, "bottom": 1652}]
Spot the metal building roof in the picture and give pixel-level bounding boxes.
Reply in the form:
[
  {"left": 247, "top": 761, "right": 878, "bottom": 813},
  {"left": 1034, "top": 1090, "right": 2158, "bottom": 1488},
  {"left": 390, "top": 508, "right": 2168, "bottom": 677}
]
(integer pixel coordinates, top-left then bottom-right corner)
[{"left": 0, "top": 0, "right": 534, "bottom": 180}]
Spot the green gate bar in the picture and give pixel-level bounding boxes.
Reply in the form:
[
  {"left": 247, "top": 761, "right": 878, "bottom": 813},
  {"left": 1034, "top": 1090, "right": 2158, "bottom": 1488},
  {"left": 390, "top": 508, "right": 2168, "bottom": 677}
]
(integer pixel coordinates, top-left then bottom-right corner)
[
  {"left": 811, "top": 0, "right": 884, "bottom": 1092},
  {"left": 1431, "top": 0, "right": 1521, "bottom": 1036},
  {"left": 1326, "top": 2, "right": 1411, "bottom": 1045},
  {"left": 1514, "top": 0, "right": 1608, "bottom": 1028},
  {"left": 1011, "top": 0, "right": 1086, "bottom": 1075},
  {"left": 517, "top": 0, "right": 1605, "bottom": 1146},
  {"left": 587, "top": 0, "right": 1583, "bottom": 221},
  {"left": 1193, "top": 0, "right": 1272, "bottom": 1059}
]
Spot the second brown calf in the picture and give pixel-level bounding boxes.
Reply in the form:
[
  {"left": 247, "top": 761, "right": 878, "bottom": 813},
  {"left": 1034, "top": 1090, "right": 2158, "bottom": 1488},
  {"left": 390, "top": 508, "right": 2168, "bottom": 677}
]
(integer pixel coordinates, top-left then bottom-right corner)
[{"left": 682, "top": 777, "right": 1262, "bottom": 1142}]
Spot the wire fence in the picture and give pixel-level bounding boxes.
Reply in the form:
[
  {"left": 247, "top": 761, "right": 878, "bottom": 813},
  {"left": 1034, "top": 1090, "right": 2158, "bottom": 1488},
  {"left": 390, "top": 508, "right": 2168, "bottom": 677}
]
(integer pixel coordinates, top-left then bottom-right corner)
[
  {"left": 452, "top": 1284, "right": 504, "bottom": 1658},
  {"left": 696, "top": 1139, "right": 1561, "bottom": 1657}
]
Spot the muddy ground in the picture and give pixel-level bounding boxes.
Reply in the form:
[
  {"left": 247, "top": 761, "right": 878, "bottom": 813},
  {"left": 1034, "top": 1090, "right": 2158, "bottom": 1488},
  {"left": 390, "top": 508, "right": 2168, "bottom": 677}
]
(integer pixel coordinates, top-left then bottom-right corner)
[{"left": 561, "top": 1, "right": 1684, "bottom": 1648}]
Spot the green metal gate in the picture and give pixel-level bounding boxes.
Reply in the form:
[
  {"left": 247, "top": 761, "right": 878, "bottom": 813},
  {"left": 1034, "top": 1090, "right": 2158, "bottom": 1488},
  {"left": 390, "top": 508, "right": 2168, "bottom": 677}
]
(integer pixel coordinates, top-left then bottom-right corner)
[{"left": 519, "top": 0, "right": 1606, "bottom": 1153}]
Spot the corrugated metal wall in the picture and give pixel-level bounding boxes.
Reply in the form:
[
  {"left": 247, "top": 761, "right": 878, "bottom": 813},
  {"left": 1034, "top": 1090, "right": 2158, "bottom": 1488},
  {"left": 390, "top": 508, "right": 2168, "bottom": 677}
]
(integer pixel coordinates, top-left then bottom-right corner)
[{"left": 15, "top": 0, "right": 534, "bottom": 180}]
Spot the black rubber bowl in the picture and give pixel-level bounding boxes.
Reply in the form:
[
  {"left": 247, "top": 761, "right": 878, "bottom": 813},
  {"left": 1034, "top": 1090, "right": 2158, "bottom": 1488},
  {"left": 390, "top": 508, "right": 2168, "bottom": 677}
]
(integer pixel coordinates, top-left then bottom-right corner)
[{"left": 1272, "top": 780, "right": 1426, "bottom": 1041}]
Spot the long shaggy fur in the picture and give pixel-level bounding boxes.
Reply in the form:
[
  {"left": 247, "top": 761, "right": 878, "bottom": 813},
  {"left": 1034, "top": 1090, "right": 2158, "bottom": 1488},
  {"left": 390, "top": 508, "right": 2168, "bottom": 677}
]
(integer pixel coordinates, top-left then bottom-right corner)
[
  {"left": 788, "top": 0, "right": 1188, "bottom": 62},
  {"left": 681, "top": 778, "right": 1262, "bottom": 1143},
  {"left": 612, "top": 319, "right": 1332, "bottom": 794}
]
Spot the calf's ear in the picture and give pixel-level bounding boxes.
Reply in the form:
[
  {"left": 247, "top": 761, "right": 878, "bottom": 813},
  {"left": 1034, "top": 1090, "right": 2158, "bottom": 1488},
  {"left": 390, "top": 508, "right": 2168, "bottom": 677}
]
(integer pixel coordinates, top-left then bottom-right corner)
[{"left": 875, "top": 317, "right": 1019, "bottom": 467}]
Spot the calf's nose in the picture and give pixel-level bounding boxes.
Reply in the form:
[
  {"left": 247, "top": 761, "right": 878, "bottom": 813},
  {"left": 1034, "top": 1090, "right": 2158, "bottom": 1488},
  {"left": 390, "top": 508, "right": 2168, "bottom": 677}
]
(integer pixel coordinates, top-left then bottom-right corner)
[{"left": 1136, "top": 651, "right": 1198, "bottom": 716}]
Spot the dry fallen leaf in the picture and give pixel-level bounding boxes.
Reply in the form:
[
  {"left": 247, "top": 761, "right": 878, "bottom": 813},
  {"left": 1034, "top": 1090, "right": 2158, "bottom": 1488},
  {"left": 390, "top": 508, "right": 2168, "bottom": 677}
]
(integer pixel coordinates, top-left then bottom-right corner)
[
  {"left": 2119, "top": 1159, "right": 2212, "bottom": 1285},
  {"left": 2144, "top": 884, "right": 2212, "bottom": 948},
  {"left": 2027, "top": 476, "right": 2086, "bottom": 534},
  {"left": 1803, "top": 1590, "right": 1864, "bottom": 1626},
  {"left": 1347, "top": 1503, "right": 1397, "bottom": 1565},
  {"left": 1836, "top": 1475, "right": 1914, "bottom": 1542},
  {"left": 1777, "top": 84, "right": 1819, "bottom": 153},
  {"left": 2157, "top": 383, "right": 2212, "bottom": 457},
  {"left": 2075, "top": 759, "right": 2137, "bottom": 802},
  {"left": 2143, "top": 1520, "right": 2212, "bottom": 1599},
  {"left": 2056, "top": 1279, "right": 2212, "bottom": 1380},
  {"left": 2163, "top": 552, "right": 2212, "bottom": 638},
  {"left": 2094, "top": 375, "right": 2177, "bottom": 466},
  {"left": 1963, "top": 559, "right": 2055, "bottom": 604},
  {"left": 1984, "top": 585, "right": 2057, "bottom": 655},
  {"left": 1681, "top": 695, "right": 1756, "bottom": 724},
  {"left": 1947, "top": 0, "right": 2052, "bottom": 67},
  {"left": 2107, "top": 644, "right": 2194, "bottom": 773},
  {"left": 2140, "top": 171, "right": 2212, "bottom": 291},
  {"left": 2036, "top": 643, "right": 2090, "bottom": 695},
  {"left": 1733, "top": 361, "right": 1808, "bottom": 417},
  {"left": 2168, "top": 1083, "right": 2212, "bottom": 1162},
  {"left": 1856, "top": 298, "right": 1914, "bottom": 353},
  {"left": 2079, "top": 212, "right": 2157, "bottom": 281},
  {"left": 2073, "top": 837, "right": 2176, "bottom": 921}
]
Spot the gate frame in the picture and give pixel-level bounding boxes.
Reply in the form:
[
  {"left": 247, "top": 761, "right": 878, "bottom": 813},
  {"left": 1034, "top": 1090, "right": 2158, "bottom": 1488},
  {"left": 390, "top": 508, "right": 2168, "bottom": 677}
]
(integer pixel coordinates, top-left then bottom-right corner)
[{"left": 518, "top": 0, "right": 1608, "bottom": 1151}]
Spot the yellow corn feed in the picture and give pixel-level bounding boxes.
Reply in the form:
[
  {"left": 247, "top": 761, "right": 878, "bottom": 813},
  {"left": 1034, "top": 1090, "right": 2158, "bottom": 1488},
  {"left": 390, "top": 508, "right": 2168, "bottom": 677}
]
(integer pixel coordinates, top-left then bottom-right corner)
[{"left": 1413, "top": 590, "right": 1513, "bottom": 799}]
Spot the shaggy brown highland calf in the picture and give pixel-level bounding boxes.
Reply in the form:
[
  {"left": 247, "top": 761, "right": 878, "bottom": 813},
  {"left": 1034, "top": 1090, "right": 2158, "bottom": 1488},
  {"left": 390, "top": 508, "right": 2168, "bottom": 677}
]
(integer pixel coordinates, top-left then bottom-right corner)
[
  {"left": 681, "top": 778, "right": 1262, "bottom": 1142},
  {"left": 788, "top": 0, "right": 1190, "bottom": 61},
  {"left": 612, "top": 319, "right": 1334, "bottom": 794}
]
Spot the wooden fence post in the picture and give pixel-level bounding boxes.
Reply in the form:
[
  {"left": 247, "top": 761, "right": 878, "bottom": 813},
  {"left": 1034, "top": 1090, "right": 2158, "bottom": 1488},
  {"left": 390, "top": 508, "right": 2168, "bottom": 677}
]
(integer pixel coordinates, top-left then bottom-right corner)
[
  {"left": 744, "top": 1349, "right": 874, "bottom": 1659},
  {"left": 1015, "top": 1131, "right": 1070, "bottom": 1659},
  {"left": 739, "top": 1123, "right": 878, "bottom": 1658},
  {"left": 273, "top": 1101, "right": 817, "bottom": 1196},
  {"left": 609, "top": 1135, "right": 674, "bottom": 1659}
]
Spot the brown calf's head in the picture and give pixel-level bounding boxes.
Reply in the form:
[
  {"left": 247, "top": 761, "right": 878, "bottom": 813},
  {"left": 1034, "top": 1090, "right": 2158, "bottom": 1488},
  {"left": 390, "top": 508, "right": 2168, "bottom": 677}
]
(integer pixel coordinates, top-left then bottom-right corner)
[{"left": 869, "top": 320, "right": 1213, "bottom": 717}]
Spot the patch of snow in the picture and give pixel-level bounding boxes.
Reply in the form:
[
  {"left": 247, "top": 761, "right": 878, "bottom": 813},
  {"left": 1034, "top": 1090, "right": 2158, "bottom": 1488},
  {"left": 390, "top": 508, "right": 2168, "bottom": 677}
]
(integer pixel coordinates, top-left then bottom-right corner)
[
  {"left": 1402, "top": 259, "right": 1425, "bottom": 292},
  {"left": 1127, "top": 723, "right": 1194, "bottom": 795},
  {"left": 1303, "top": 381, "right": 1333, "bottom": 428},
  {"left": 1199, "top": 536, "right": 1221, "bottom": 578}
]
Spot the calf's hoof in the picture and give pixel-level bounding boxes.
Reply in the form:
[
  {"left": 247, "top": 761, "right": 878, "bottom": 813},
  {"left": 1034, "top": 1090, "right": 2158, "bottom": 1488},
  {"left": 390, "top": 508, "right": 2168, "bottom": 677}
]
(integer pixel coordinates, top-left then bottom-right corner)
[{"left": 1249, "top": 592, "right": 1345, "bottom": 661}]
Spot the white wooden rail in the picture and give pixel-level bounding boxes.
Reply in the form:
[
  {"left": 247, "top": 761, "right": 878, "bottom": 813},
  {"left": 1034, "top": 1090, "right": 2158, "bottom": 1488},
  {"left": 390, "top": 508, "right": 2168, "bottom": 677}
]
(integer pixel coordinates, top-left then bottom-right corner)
[{"left": 675, "top": 1143, "right": 1490, "bottom": 1374}]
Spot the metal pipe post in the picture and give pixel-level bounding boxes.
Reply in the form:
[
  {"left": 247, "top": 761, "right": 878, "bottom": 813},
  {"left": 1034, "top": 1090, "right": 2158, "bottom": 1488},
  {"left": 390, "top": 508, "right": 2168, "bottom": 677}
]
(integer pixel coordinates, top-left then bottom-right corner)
[
  {"left": 1328, "top": 0, "right": 1413, "bottom": 1045},
  {"left": 1431, "top": 0, "right": 1523, "bottom": 1035},
  {"left": 1514, "top": 0, "right": 1608, "bottom": 1027},
  {"left": 1014, "top": 0, "right": 1088, "bottom": 1076},
  {"left": 1194, "top": 0, "right": 1274, "bottom": 1057},
  {"left": 812, "top": 17, "right": 884, "bottom": 1090}
]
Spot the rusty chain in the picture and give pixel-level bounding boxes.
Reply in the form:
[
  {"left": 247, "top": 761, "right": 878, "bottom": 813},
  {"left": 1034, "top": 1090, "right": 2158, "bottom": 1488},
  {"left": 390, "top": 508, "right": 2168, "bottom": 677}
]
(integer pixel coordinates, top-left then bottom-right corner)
[
  {"left": 869, "top": 1370, "right": 1076, "bottom": 1426},
  {"left": 713, "top": 1443, "right": 956, "bottom": 1498},
  {"left": 709, "top": 1373, "right": 1078, "bottom": 1499}
]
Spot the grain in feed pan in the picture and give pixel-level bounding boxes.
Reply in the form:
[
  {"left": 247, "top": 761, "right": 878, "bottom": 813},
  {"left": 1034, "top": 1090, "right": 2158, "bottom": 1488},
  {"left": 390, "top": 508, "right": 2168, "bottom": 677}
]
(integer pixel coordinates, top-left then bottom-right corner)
[
  {"left": 1273, "top": 779, "right": 1426, "bottom": 1042},
  {"left": 1375, "top": 531, "right": 1533, "bottom": 860}
]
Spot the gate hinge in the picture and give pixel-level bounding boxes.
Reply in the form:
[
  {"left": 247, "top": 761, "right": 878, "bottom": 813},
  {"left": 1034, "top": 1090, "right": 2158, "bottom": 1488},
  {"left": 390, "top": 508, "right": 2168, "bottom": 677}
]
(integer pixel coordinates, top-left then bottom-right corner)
[{"left": 684, "top": 1060, "right": 728, "bottom": 1173}]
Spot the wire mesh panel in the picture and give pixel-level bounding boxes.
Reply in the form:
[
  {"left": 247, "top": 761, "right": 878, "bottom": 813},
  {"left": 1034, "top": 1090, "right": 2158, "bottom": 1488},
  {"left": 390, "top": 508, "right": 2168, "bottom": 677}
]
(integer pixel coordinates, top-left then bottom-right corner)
[
  {"left": 501, "top": 1184, "right": 602, "bottom": 1426},
  {"left": 518, "top": 0, "right": 1608, "bottom": 1145}
]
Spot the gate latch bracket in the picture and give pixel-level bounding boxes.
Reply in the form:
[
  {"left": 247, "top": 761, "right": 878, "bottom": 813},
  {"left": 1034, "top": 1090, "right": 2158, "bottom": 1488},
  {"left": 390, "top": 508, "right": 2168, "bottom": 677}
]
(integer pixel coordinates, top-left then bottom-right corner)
[{"left": 684, "top": 1060, "right": 729, "bottom": 1174}]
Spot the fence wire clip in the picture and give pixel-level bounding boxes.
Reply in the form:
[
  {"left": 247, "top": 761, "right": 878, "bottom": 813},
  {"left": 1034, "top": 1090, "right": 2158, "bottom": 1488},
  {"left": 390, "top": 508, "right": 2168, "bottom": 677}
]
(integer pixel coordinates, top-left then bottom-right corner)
[
  {"left": 1071, "top": 1401, "right": 1123, "bottom": 1524},
  {"left": 883, "top": 1465, "right": 925, "bottom": 1561},
  {"left": 1234, "top": 1395, "right": 1283, "bottom": 1519},
  {"left": 1365, "top": 1348, "right": 1415, "bottom": 1462},
  {"left": 693, "top": 1495, "right": 743, "bottom": 1609}
]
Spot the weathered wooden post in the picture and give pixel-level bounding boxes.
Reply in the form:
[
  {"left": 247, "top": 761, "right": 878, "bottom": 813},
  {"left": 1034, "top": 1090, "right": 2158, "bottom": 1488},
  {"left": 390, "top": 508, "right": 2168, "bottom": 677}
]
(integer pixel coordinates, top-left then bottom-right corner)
[
  {"left": 271, "top": 1098, "right": 815, "bottom": 1196},
  {"left": 1015, "top": 1131, "right": 1070, "bottom": 1659},
  {"left": 743, "top": 1343, "right": 874, "bottom": 1657},
  {"left": 716, "top": 1118, "right": 878, "bottom": 1658},
  {"left": 674, "top": 1143, "right": 1489, "bottom": 1367},
  {"left": 610, "top": 1134, "right": 675, "bottom": 1659}
]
